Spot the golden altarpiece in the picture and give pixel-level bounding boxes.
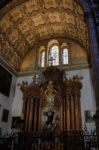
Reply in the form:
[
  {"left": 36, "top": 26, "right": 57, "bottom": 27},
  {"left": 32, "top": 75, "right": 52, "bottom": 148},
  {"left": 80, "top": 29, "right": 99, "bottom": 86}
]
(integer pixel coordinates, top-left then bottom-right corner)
[{"left": 19, "top": 66, "right": 82, "bottom": 133}]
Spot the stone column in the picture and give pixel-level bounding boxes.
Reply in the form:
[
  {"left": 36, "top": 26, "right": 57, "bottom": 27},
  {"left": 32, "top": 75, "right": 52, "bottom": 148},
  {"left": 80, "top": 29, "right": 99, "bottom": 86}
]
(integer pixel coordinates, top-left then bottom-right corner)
[
  {"left": 85, "top": 11, "right": 99, "bottom": 104},
  {"left": 90, "top": 0, "right": 99, "bottom": 38},
  {"left": 85, "top": 10, "right": 99, "bottom": 135}
]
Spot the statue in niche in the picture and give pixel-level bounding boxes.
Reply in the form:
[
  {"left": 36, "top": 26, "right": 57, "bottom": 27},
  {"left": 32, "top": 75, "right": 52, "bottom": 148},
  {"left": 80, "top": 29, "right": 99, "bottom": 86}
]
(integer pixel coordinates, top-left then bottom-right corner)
[
  {"left": 43, "top": 109, "right": 55, "bottom": 126},
  {"left": 45, "top": 81, "right": 57, "bottom": 108},
  {"left": 40, "top": 81, "right": 61, "bottom": 109},
  {"left": 42, "top": 109, "right": 60, "bottom": 136}
]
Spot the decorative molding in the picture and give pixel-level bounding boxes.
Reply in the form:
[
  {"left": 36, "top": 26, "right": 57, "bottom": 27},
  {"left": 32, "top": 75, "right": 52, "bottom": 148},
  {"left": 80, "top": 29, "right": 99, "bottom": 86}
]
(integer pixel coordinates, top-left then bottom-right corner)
[
  {"left": 0, "top": 58, "right": 17, "bottom": 76},
  {"left": 18, "top": 63, "right": 90, "bottom": 77}
]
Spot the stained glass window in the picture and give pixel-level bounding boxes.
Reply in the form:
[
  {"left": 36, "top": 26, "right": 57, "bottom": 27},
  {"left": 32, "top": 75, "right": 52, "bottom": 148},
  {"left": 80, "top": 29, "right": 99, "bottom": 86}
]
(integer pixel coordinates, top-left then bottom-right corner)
[
  {"left": 40, "top": 51, "right": 45, "bottom": 67},
  {"left": 62, "top": 48, "right": 68, "bottom": 65},
  {"left": 49, "top": 45, "right": 59, "bottom": 66}
]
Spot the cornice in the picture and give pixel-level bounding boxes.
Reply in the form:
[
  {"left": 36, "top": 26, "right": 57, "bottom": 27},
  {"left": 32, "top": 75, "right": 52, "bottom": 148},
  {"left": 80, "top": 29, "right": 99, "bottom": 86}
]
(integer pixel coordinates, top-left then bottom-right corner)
[
  {"left": 18, "top": 63, "right": 90, "bottom": 77},
  {"left": 0, "top": 58, "right": 17, "bottom": 76}
]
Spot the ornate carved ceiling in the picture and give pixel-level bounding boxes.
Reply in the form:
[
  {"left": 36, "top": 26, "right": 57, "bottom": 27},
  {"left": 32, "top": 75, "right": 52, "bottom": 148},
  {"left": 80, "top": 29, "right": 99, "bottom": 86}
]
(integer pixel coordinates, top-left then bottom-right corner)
[{"left": 0, "top": 0, "right": 89, "bottom": 73}]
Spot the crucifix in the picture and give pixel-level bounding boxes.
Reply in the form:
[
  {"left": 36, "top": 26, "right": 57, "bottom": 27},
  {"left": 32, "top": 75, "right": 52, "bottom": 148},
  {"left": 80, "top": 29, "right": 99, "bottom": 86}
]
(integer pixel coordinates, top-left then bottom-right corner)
[{"left": 48, "top": 56, "right": 55, "bottom": 66}]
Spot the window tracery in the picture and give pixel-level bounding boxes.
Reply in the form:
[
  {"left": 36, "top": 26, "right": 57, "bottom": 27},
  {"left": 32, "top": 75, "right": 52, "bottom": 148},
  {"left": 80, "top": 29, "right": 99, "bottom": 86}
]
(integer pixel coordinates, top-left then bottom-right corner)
[{"left": 39, "top": 40, "right": 69, "bottom": 67}]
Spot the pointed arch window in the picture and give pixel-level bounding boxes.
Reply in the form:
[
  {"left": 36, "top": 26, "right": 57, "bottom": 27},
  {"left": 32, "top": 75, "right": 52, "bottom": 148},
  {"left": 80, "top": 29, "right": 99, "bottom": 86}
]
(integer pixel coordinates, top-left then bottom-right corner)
[
  {"left": 40, "top": 51, "right": 45, "bottom": 67},
  {"left": 62, "top": 48, "right": 68, "bottom": 65},
  {"left": 49, "top": 45, "right": 59, "bottom": 66}
]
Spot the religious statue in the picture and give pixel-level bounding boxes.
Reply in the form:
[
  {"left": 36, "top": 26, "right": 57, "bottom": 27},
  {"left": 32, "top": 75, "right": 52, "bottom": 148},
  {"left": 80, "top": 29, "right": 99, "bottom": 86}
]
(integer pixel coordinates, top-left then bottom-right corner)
[
  {"left": 40, "top": 80, "right": 61, "bottom": 109},
  {"left": 43, "top": 109, "right": 54, "bottom": 126},
  {"left": 45, "top": 81, "right": 57, "bottom": 108},
  {"left": 42, "top": 109, "right": 61, "bottom": 137}
]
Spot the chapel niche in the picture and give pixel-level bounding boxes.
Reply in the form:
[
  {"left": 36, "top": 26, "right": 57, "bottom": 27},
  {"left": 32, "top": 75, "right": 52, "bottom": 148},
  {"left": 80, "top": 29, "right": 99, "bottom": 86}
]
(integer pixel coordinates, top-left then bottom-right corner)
[{"left": 19, "top": 66, "right": 82, "bottom": 133}]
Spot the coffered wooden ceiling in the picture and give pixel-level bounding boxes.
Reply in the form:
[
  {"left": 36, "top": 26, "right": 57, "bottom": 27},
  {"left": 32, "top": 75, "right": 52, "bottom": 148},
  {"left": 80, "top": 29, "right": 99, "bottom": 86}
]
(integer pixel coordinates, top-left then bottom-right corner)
[{"left": 0, "top": 0, "right": 89, "bottom": 73}]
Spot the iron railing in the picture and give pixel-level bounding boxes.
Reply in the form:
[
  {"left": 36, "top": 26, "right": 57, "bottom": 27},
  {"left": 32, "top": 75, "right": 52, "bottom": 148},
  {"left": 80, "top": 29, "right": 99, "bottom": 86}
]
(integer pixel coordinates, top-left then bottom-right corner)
[{"left": 0, "top": 130, "right": 99, "bottom": 150}]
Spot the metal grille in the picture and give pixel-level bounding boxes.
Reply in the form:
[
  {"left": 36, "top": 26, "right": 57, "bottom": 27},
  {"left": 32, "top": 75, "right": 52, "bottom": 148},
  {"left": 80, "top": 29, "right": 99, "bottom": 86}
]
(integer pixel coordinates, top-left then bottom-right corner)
[{"left": 0, "top": 130, "right": 99, "bottom": 150}]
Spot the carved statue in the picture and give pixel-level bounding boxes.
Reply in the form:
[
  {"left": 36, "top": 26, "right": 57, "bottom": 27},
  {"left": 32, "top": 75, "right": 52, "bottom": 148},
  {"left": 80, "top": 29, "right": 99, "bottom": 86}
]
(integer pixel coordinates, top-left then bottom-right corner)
[
  {"left": 40, "top": 81, "right": 61, "bottom": 109},
  {"left": 18, "top": 81, "right": 28, "bottom": 98},
  {"left": 43, "top": 109, "right": 55, "bottom": 126},
  {"left": 45, "top": 81, "right": 57, "bottom": 108},
  {"left": 73, "top": 75, "right": 83, "bottom": 82}
]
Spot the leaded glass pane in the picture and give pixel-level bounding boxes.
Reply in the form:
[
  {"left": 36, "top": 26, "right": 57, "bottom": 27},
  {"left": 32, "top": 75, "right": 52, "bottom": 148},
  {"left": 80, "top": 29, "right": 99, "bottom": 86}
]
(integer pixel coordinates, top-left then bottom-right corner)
[
  {"left": 41, "top": 51, "right": 45, "bottom": 67},
  {"left": 62, "top": 48, "right": 68, "bottom": 64},
  {"left": 49, "top": 45, "right": 59, "bottom": 66}
]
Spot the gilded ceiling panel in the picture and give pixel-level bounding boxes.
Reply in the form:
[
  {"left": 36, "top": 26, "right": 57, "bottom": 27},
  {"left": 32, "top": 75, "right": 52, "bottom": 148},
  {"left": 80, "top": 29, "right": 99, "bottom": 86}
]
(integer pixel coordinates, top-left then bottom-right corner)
[
  {"left": 74, "top": 2, "right": 84, "bottom": 16},
  {"left": 7, "top": 29, "right": 19, "bottom": 45},
  {"left": 48, "top": 12, "right": 61, "bottom": 23},
  {"left": 62, "top": 0, "right": 73, "bottom": 10},
  {"left": 67, "top": 25, "right": 77, "bottom": 37},
  {"left": 25, "top": 32, "right": 35, "bottom": 45},
  {"left": 16, "top": 40, "right": 28, "bottom": 57},
  {"left": 77, "top": 5, "right": 84, "bottom": 15},
  {"left": 79, "top": 20, "right": 86, "bottom": 30},
  {"left": 64, "top": 13, "right": 75, "bottom": 25},
  {"left": 18, "top": 21, "right": 30, "bottom": 34},
  {"left": 31, "top": 14, "right": 44, "bottom": 26},
  {"left": 52, "top": 24, "right": 64, "bottom": 34},
  {"left": 10, "top": 9, "right": 24, "bottom": 22},
  {"left": 37, "top": 26, "right": 49, "bottom": 37},
  {"left": 0, "top": 16, "right": 12, "bottom": 32},
  {"left": 0, "top": 0, "right": 89, "bottom": 72},
  {"left": 1, "top": 41, "right": 11, "bottom": 57},
  {"left": 44, "top": 0, "right": 58, "bottom": 9},
  {"left": 25, "top": 0, "right": 38, "bottom": 12}
]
